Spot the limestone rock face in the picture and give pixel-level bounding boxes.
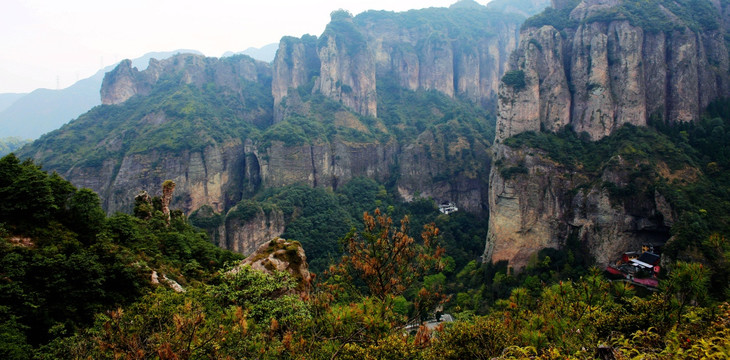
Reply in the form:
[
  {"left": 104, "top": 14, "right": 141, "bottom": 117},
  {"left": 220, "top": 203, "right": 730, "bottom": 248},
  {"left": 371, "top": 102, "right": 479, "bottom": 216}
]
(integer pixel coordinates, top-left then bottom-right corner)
[
  {"left": 486, "top": 146, "right": 673, "bottom": 269},
  {"left": 66, "top": 141, "right": 246, "bottom": 214},
  {"left": 357, "top": 9, "right": 521, "bottom": 110},
  {"left": 238, "top": 238, "right": 313, "bottom": 293},
  {"left": 496, "top": 2, "right": 730, "bottom": 142},
  {"left": 254, "top": 140, "right": 398, "bottom": 190},
  {"left": 101, "top": 53, "right": 272, "bottom": 106},
  {"left": 315, "top": 18, "right": 378, "bottom": 118},
  {"left": 395, "top": 131, "right": 491, "bottom": 214},
  {"left": 216, "top": 205, "right": 286, "bottom": 256},
  {"left": 271, "top": 5, "right": 524, "bottom": 118},
  {"left": 100, "top": 60, "right": 148, "bottom": 105},
  {"left": 495, "top": 26, "right": 570, "bottom": 142},
  {"left": 271, "top": 36, "right": 320, "bottom": 122}
]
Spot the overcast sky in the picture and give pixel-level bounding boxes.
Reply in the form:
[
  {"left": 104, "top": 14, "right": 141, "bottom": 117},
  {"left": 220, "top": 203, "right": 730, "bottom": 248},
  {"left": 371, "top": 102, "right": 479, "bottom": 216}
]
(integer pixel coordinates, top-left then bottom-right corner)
[{"left": 0, "top": 0, "right": 493, "bottom": 94}]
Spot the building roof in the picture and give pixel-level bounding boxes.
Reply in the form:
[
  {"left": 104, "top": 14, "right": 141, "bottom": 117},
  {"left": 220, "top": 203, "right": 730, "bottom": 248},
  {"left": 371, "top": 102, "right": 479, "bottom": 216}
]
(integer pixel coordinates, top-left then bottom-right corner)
[{"left": 636, "top": 252, "right": 660, "bottom": 265}]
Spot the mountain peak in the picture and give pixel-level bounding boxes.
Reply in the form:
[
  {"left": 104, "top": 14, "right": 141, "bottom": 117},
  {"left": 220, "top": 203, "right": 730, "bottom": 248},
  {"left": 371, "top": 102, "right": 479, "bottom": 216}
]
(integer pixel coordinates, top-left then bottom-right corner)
[{"left": 450, "top": 0, "right": 484, "bottom": 9}]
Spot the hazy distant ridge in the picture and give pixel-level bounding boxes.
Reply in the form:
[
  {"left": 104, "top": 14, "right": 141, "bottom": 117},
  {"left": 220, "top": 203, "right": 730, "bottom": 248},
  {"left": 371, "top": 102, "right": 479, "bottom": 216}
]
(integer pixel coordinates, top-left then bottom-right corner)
[{"left": 0, "top": 50, "right": 202, "bottom": 139}]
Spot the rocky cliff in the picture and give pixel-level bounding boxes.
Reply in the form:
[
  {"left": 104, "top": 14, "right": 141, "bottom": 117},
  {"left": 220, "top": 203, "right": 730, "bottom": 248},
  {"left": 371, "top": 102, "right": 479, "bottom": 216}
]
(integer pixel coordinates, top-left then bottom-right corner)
[
  {"left": 19, "top": 2, "right": 533, "bottom": 258},
  {"left": 496, "top": 0, "right": 730, "bottom": 142},
  {"left": 190, "top": 202, "right": 286, "bottom": 256},
  {"left": 487, "top": 0, "right": 730, "bottom": 269},
  {"left": 486, "top": 141, "right": 677, "bottom": 268},
  {"left": 101, "top": 53, "right": 272, "bottom": 106},
  {"left": 271, "top": 3, "right": 527, "bottom": 120}
]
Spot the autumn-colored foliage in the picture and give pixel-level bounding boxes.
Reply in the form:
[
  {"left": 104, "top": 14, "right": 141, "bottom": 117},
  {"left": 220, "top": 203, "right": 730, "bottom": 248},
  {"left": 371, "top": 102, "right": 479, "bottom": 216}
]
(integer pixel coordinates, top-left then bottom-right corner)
[{"left": 335, "top": 208, "right": 445, "bottom": 301}]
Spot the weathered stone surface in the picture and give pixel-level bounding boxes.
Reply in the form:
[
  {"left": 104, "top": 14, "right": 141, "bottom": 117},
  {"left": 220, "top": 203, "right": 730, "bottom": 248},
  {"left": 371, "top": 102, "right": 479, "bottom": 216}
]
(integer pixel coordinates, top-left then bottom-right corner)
[
  {"left": 315, "top": 20, "right": 378, "bottom": 118},
  {"left": 64, "top": 141, "right": 246, "bottom": 214},
  {"left": 255, "top": 139, "right": 398, "bottom": 190},
  {"left": 237, "top": 237, "right": 313, "bottom": 294},
  {"left": 486, "top": 146, "right": 672, "bottom": 269},
  {"left": 496, "top": 1, "right": 730, "bottom": 141},
  {"left": 495, "top": 25, "right": 571, "bottom": 143},
  {"left": 217, "top": 206, "right": 286, "bottom": 256},
  {"left": 359, "top": 10, "right": 521, "bottom": 110},
  {"left": 272, "top": 36, "right": 320, "bottom": 122},
  {"left": 101, "top": 53, "right": 271, "bottom": 106}
]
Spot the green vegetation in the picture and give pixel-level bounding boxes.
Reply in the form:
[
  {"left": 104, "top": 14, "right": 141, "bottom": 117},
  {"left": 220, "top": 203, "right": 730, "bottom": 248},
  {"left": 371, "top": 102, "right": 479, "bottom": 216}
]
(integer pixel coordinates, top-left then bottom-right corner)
[
  {"left": 587, "top": 0, "right": 720, "bottom": 33},
  {"left": 377, "top": 76, "right": 495, "bottom": 148},
  {"left": 20, "top": 67, "right": 272, "bottom": 173},
  {"left": 0, "top": 154, "right": 240, "bottom": 357},
  {"left": 0, "top": 137, "right": 30, "bottom": 157},
  {"left": 263, "top": 94, "right": 386, "bottom": 148},
  {"left": 3, "top": 151, "right": 730, "bottom": 358},
  {"left": 192, "top": 178, "right": 487, "bottom": 275},
  {"left": 319, "top": 10, "right": 367, "bottom": 55},
  {"left": 355, "top": 5, "right": 524, "bottom": 48},
  {"left": 501, "top": 70, "right": 526, "bottom": 90},
  {"left": 521, "top": 0, "right": 580, "bottom": 30}
]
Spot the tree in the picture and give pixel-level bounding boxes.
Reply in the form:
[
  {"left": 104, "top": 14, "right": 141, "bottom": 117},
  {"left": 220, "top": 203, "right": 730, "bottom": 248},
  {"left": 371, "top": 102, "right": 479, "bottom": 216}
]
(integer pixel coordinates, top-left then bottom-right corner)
[
  {"left": 337, "top": 209, "right": 444, "bottom": 301},
  {"left": 660, "top": 261, "right": 710, "bottom": 325},
  {"left": 67, "top": 188, "right": 106, "bottom": 244}
]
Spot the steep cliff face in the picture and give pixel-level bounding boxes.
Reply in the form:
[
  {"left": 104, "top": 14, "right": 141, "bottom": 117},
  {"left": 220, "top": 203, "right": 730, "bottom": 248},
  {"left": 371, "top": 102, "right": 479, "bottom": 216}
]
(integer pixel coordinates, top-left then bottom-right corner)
[
  {"left": 395, "top": 129, "right": 492, "bottom": 214},
  {"left": 497, "top": 0, "right": 730, "bottom": 142},
  {"left": 271, "top": 36, "right": 320, "bottom": 122},
  {"left": 486, "top": 144, "right": 674, "bottom": 268},
  {"left": 316, "top": 14, "right": 378, "bottom": 118},
  {"left": 22, "top": 3, "right": 526, "bottom": 260},
  {"left": 487, "top": 0, "right": 730, "bottom": 268},
  {"left": 254, "top": 139, "right": 397, "bottom": 189},
  {"left": 190, "top": 201, "right": 286, "bottom": 257},
  {"left": 357, "top": 8, "right": 522, "bottom": 110},
  {"left": 61, "top": 141, "right": 246, "bottom": 213},
  {"left": 271, "top": 4, "right": 527, "bottom": 119}
]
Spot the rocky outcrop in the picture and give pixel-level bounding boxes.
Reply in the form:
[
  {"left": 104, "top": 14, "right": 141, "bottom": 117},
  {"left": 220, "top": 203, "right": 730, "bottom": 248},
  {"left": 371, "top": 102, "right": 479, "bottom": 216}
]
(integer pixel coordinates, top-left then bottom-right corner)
[
  {"left": 486, "top": 146, "right": 673, "bottom": 269},
  {"left": 496, "top": 0, "right": 730, "bottom": 142},
  {"left": 271, "top": 36, "right": 320, "bottom": 122},
  {"left": 100, "top": 60, "right": 146, "bottom": 105},
  {"left": 161, "top": 180, "right": 175, "bottom": 222},
  {"left": 236, "top": 237, "right": 313, "bottom": 293},
  {"left": 64, "top": 141, "right": 247, "bottom": 214},
  {"left": 101, "top": 53, "right": 272, "bottom": 106},
  {"left": 151, "top": 270, "right": 185, "bottom": 293},
  {"left": 316, "top": 14, "right": 378, "bottom": 118},
  {"left": 395, "top": 130, "right": 491, "bottom": 214},
  {"left": 254, "top": 139, "right": 398, "bottom": 189}
]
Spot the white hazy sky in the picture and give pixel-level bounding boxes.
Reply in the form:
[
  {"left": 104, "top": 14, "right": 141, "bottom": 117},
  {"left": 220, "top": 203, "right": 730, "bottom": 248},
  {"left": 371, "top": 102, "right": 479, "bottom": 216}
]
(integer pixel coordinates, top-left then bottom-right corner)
[{"left": 0, "top": 0, "right": 491, "bottom": 94}]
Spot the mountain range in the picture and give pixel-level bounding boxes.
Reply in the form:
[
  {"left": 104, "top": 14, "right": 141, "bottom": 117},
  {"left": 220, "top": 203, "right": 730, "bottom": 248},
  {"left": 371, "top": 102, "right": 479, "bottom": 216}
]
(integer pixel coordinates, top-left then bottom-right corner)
[{"left": 16, "top": 0, "right": 730, "bottom": 272}]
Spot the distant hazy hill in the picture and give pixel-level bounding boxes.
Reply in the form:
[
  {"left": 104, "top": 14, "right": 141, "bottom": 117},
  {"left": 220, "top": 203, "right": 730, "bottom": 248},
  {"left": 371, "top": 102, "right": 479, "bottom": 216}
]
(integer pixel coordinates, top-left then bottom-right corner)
[
  {"left": 486, "top": 0, "right": 551, "bottom": 17},
  {"left": 0, "top": 93, "right": 26, "bottom": 113},
  {"left": 222, "top": 43, "right": 279, "bottom": 63},
  {"left": 0, "top": 49, "right": 202, "bottom": 139}
]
